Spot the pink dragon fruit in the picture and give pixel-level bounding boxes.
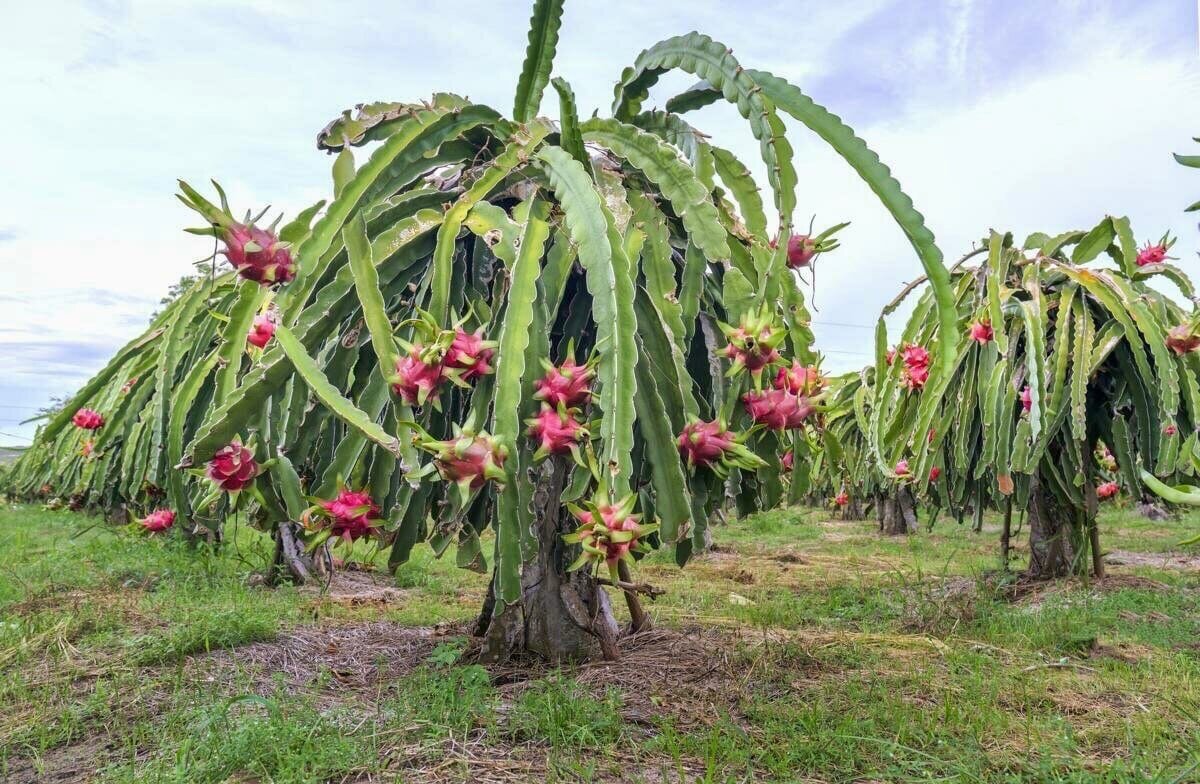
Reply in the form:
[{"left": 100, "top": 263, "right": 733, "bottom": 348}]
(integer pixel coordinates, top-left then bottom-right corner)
[
  {"left": 928, "top": 466, "right": 941, "bottom": 482},
  {"left": 899, "top": 344, "right": 931, "bottom": 390},
  {"left": 720, "top": 307, "right": 786, "bottom": 381},
  {"left": 1097, "top": 481, "right": 1119, "bottom": 500},
  {"left": 1166, "top": 325, "right": 1200, "bottom": 356},
  {"left": 968, "top": 320, "right": 994, "bottom": 344},
  {"left": 246, "top": 313, "right": 276, "bottom": 349},
  {"left": 773, "top": 361, "right": 827, "bottom": 397},
  {"left": 1020, "top": 386, "right": 1033, "bottom": 413},
  {"left": 443, "top": 328, "right": 496, "bottom": 382},
  {"left": 787, "top": 235, "right": 818, "bottom": 268},
  {"left": 894, "top": 459, "right": 910, "bottom": 477},
  {"left": 1164, "top": 424, "right": 1178, "bottom": 436},
  {"left": 563, "top": 493, "right": 658, "bottom": 577},
  {"left": 420, "top": 429, "right": 508, "bottom": 491},
  {"left": 834, "top": 491, "right": 850, "bottom": 508},
  {"left": 140, "top": 509, "right": 176, "bottom": 533},
  {"left": 319, "top": 488, "right": 382, "bottom": 542},
  {"left": 391, "top": 347, "right": 447, "bottom": 406},
  {"left": 72, "top": 408, "right": 104, "bottom": 430},
  {"left": 206, "top": 438, "right": 258, "bottom": 492},
  {"left": 526, "top": 405, "right": 588, "bottom": 460},
  {"left": 1136, "top": 242, "right": 1168, "bottom": 267},
  {"left": 219, "top": 222, "right": 295, "bottom": 285},
  {"left": 782, "top": 451, "right": 794, "bottom": 472},
  {"left": 533, "top": 357, "right": 594, "bottom": 408},
  {"left": 742, "top": 389, "right": 814, "bottom": 430},
  {"left": 677, "top": 419, "right": 765, "bottom": 476}
]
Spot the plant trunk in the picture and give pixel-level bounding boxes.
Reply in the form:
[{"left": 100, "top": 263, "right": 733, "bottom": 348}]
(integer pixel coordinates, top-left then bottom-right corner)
[
  {"left": 1025, "top": 473, "right": 1076, "bottom": 580},
  {"left": 879, "top": 487, "right": 918, "bottom": 535},
  {"left": 477, "top": 457, "right": 621, "bottom": 664},
  {"left": 266, "top": 521, "right": 331, "bottom": 586}
]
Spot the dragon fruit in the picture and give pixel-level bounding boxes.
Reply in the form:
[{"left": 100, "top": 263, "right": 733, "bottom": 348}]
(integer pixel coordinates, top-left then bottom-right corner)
[
  {"left": 782, "top": 451, "right": 794, "bottom": 472},
  {"left": 140, "top": 509, "right": 175, "bottom": 533},
  {"left": 219, "top": 222, "right": 295, "bottom": 285},
  {"left": 928, "top": 466, "right": 941, "bottom": 482},
  {"left": 206, "top": 438, "right": 258, "bottom": 492},
  {"left": 898, "top": 344, "right": 930, "bottom": 391},
  {"left": 773, "top": 361, "right": 827, "bottom": 397},
  {"left": 1096, "top": 481, "right": 1119, "bottom": 500},
  {"left": 318, "top": 488, "right": 381, "bottom": 542},
  {"left": 894, "top": 459, "right": 910, "bottom": 477},
  {"left": 743, "top": 389, "right": 813, "bottom": 430},
  {"left": 1136, "top": 242, "right": 1168, "bottom": 267},
  {"left": 246, "top": 313, "right": 276, "bottom": 349},
  {"left": 443, "top": 328, "right": 496, "bottom": 382},
  {"left": 720, "top": 307, "right": 786, "bottom": 382},
  {"left": 420, "top": 428, "right": 508, "bottom": 492},
  {"left": 72, "top": 408, "right": 104, "bottom": 430},
  {"left": 391, "top": 346, "right": 447, "bottom": 406},
  {"left": 533, "top": 357, "right": 594, "bottom": 408},
  {"left": 968, "top": 320, "right": 994, "bottom": 344},
  {"left": 526, "top": 405, "right": 588, "bottom": 460},
  {"left": 786, "top": 235, "right": 818, "bottom": 268},
  {"left": 676, "top": 419, "right": 765, "bottom": 476},
  {"left": 1167, "top": 325, "right": 1200, "bottom": 356},
  {"left": 1164, "top": 424, "right": 1178, "bottom": 436},
  {"left": 1020, "top": 386, "right": 1033, "bottom": 413},
  {"left": 563, "top": 493, "right": 658, "bottom": 577},
  {"left": 834, "top": 491, "right": 849, "bottom": 508}
]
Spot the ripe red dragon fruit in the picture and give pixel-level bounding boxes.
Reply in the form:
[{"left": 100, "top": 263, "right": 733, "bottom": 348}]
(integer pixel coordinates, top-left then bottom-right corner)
[
  {"left": 1135, "top": 242, "right": 1168, "bottom": 267},
  {"left": 968, "top": 320, "right": 994, "bottom": 344},
  {"left": 246, "top": 313, "right": 276, "bottom": 349},
  {"left": 782, "top": 451, "right": 794, "bottom": 472},
  {"left": 677, "top": 418, "right": 765, "bottom": 476},
  {"left": 391, "top": 347, "right": 447, "bottom": 406},
  {"left": 206, "top": 438, "right": 258, "bottom": 492},
  {"left": 443, "top": 328, "right": 496, "bottom": 382},
  {"left": 1096, "top": 481, "right": 1119, "bottom": 500},
  {"left": 72, "top": 408, "right": 104, "bottom": 430},
  {"left": 526, "top": 405, "right": 588, "bottom": 460},
  {"left": 319, "top": 488, "right": 382, "bottom": 542},
  {"left": 787, "top": 235, "right": 818, "bottom": 268},
  {"left": 563, "top": 493, "right": 658, "bottom": 577},
  {"left": 834, "top": 491, "right": 849, "bottom": 508},
  {"left": 1020, "top": 386, "right": 1033, "bottom": 413},
  {"left": 420, "top": 428, "right": 508, "bottom": 492},
  {"left": 928, "top": 466, "right": 941, "bottom": 482},
  {"left": 773, "top": 361, "right": 827, "bottom": 397},
  {"left": 220, "top": 222, "right": 295, "bottom": 285},
  {"left": 140, "top": 509, "right": 175, "bottom": 533},
  {"left": 894, "top": 459, "right": 910, "bottom": 477},
  {"left": 1166, "top": 324, "right": 1200, "bottom": 356},
  {"left": 533, "top": 357, "right": 594, "bottom": 408},
  {"left": 720, "top": 307, "right": 786, "bottom": 381},
  {"left": 898, "top": 344, "right": 931, "bottom": 391},
  {"left": 743, "top": 389, "right": 814, "bottom": 430}
]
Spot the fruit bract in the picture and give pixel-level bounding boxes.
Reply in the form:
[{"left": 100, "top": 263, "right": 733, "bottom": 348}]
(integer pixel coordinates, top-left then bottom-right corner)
[
  {"left": 720, "top": 307, "right": 785, "bottom": 381},
  {"left": 420, "top": 429, "right": 508, "bottom": 491},
  {"left": 533, "top": 357, "right": 594, "bottom": 408},
  {"left": 206, "top": 439, "right": 257, "bottom": 492},
  {"left": 391, "top": 347, "right": 447, "bottom": 406},
  {"left": 319, "top": 488, "right": 382, "bottom": 542},
  {"left": 676, "top": 419, "right": 764, "bottom": 475},
  {"left": 221, "top": 223, "right": 296, "bottom": 285},
  {"left": 443, "top": 328, "right": 496, "bottom": 382},
  {"left": 563, "top": 493, "right": 658, "bottom": 576},
  {"left": 526, "top": 405, "right": 588, "bottom": 460},
  {"left": 773, "top": 361, "right": 827, "bottom": 397}
]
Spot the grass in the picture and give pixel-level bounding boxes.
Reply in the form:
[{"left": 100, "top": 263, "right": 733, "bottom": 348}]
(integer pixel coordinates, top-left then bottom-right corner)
[{"left": 0, "top": 500, "right": 1198, "bottom": 782}]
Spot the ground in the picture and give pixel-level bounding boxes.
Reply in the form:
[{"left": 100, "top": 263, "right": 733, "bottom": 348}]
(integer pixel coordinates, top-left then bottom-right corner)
[{"left": 1, "top": 503, "right": 1199, "bottom": 783}]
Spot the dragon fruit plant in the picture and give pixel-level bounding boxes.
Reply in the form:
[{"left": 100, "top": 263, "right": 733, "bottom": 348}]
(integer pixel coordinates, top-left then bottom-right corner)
[
  {"left": 4, "top": 0, "right": 956, "bottom": 662},
  {"left": 870, "top": 220, "right": 1198, "bottom": 578}
]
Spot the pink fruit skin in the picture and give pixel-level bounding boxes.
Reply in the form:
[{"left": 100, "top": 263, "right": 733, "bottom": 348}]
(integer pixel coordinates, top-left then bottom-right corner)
[
  {"left": 207, "top": 441, "right": 257, "bottom": 492},
  {"left": 221, "top": 223, "right": 296, "bottom": 285},
  {"left": 534, "top": 359, "right": 593, "bottom": 408},
  {"left": 678, "top": 420, "right": 736, "bottom": 467},
  {"left": 321, "top": 489, "right": 380, "bottom": 541},
  {"left": 773, "top": 361, "right": 826, "bottom": 396},
  {"left": 928, "top": 466, "right": 941, "bottom": 482},
  {"left": 782, "top": 451, "right": 794, "bottom": 472},
  {"left": 1097, "top": 481, "right": 1119, "bottom": 500},
  {"left": 723, "top": 327, "right": 780, "bottom": 373},
  {"left": 433, "top": 437, "right": 506, "bottom": 490},
  {"left": 1166, "top": 325, "right": 1200, "bottom": 356},
  {"left": 444, "top": 329, "right": 495, "bottom": 382},
  {"left": 141, "top": 509, "right": 175, "bottom": 533},
  {"left": 786, "top": 235, "right": 817, "bottom": 268},
  {"left": 968, "top": 321, "right": 993, "bottom": 344},
  {"left": 899, "top": 345, "right": 930, "bottom": 390},
  {"left": 894, "top": 459, "right": 910, "bottom": 476},
  {"left": 742, "top": 389, "right": 813, "bottom": 430},
  {"left": 1020, "top": 386, "right": 1033, "bottom": 413},
  {"left": 835, "top": 491, "right": 849, "bottom": 507},
  {"left": 72, "top": 408, "right": 105, "bottom": 430},
  {"left": 528, "top": 406, "right": 585, "bottom": 456},
  {"left": 391, "top": 349, "right": 447, "bottom": 405},
  {"left": 246, "top": 314, "right": 276, "bottom": 348}
]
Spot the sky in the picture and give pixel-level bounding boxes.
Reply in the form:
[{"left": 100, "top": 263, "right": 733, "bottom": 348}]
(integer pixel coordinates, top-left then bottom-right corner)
[{"left": 1, "top": 0, "right": 1198, "bottom": 444}]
